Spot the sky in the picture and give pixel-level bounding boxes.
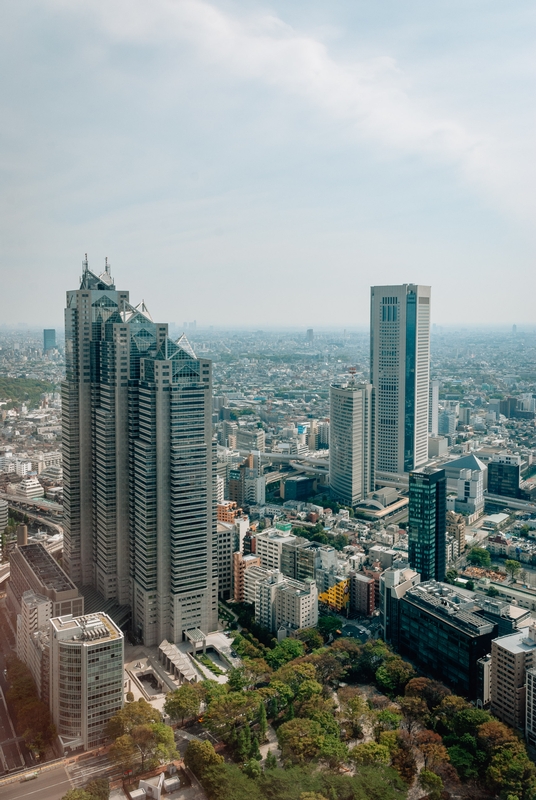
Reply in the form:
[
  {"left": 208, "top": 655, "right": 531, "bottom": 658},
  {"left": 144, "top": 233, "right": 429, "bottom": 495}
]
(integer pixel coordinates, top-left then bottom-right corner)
[{"left": 0, "top": 0, "right": 535, "bottom": 328}]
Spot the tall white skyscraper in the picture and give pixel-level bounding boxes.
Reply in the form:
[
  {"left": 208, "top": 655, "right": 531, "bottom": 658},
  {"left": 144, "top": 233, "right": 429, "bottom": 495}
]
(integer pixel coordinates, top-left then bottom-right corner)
[
  {"left": 370, "top": 284, "right": 431, "bottom": 474},
  {"left": 329, "top": 381, "right": 376, "bottom": 506},
  {"left": 429, "top": 379, "right": 439, "bottom": 435},
  {"left": 62, "top": 257, "right": 218, "bottom": 646}
]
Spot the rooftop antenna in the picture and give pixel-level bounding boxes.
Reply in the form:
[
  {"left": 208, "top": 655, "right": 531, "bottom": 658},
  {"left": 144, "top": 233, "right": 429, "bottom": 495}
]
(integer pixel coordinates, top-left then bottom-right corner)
[
  {"left": 81, "top": 253, "right": 89, "bottom": 284},
  {"left": 348, "top": 366, "right": 357, "bottom": 386},
  {"left": 105, "top": 256, "right": 110, "bottom": 275}
]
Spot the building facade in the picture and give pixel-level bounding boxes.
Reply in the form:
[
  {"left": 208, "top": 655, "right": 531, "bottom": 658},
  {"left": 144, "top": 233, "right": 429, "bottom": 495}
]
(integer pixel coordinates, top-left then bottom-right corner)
[
  {"left": 350, "top": 572, "right": 375, "bottom": 616},
  {"left": 255, "top": 571, "right": 318, "bottom": 634},
  {"left": 43, "top": 329, "right": 56, "bottom": 353},
  {"left": 398, "top": 582, "right": 496, "bottom": 699},
  {"left": 408, "top": 467, "right": 447, "bottom": 582},
  {"left": 50, "top": 613, "right": 124, "bottom": 752},
  {"left": 62, "top": 259, "right": 217, "bottom": 645},
  {"left": 428, "top": 379, "right": 439, "bottom": 436},
  {"left": 7, "top": 542, "right": 84, "bottom": 618},
  {"left": 488, "top": 453, "right": 522, "bottom": 499},
  {"left": 370, "top": 284, "right": 431, "bottom": 474},
  {"left": 491, "top": 626, "right": 536, "bottom": 730},
  {"left": 329, "top": 382, "right": 376, "bottom": 506}
]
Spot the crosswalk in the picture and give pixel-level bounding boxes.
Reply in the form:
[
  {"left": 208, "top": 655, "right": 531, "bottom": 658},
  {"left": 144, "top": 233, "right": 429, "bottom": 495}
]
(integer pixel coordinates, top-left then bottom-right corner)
[{"left": 65, "top": 753, "right": 121, "bottom": 788}]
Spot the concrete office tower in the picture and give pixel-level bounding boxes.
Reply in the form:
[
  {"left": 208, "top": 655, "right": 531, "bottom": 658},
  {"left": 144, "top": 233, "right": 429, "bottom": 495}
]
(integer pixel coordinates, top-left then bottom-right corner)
[
  {"left": 329, "top": 382, "right": 376, "bottom": 506},
  {"left": 62, "top": 257, "right": 217, "bottom": 645},
  {"left": 408, "top": 467, "right": 447, "bottom": 582},
  {"left": 526, "top": 668, "right": 536, "bottom": 751},
  {"left": 428, "top": 380, "right": 439, "bottom": 435},
  {"left": 43, "top": 329, "right": 56, "bottom": 353},
  {"left": 370, "top": 284, "right": 431, "bottom": 474},
  {"left": 50, "top": 613, "right": 123, "bottom": 752},
  {"left": 491, "top": 625, "right": 536, "bottom": 731},
  {"left": 0, "top": 499, "right": 7, "bottom": 561}
]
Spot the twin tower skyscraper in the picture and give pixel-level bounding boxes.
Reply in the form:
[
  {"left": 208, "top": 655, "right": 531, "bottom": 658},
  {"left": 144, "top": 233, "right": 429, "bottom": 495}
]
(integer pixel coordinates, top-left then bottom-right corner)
[
  {"left": 62, "top": 258, "right": 218, "bottom": 646},
  {"left": 330, "top": 283, "right": 432, "bottom": 506}
]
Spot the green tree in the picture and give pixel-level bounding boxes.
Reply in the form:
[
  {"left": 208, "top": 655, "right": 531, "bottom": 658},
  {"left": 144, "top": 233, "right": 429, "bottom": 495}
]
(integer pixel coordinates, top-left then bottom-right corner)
[
  {"left": 258, "top": 701, "right": 268, "bottom": 743},
  {"left": 184, "top": 739, "right": 224, "bottom": 778},
  {"left": 108, "top": 734, "right": 137, "bottom": 773},
  {"left": 61, "top": 792, "right": 94, "bottom": 800},
  {"left": 227, "top": 667, "right": 249, "bottom": 692},
  {"left": 487, "top": 585, "right": 500, "bottom": 597},
  {"left": 419, "top": 769, "right": 443, "bottom": 800},
  {"left": 435, "top": 694, "right": 470, "bottom": 731},
  {"left": 350, "top": 742, "right": 390, "bottom": 766},
  {"left": 374, "top": 709, "right": 402, "bottom": 736},
  {"left": 451, "top": 707, "right": 492, "bottom": 737},
  {"left": 106, "top": 698, "right": 160, "bottom": 739},
  {"left": 297, "top": 628, "right": 324, "bottom": 651},
  {"left": 444, "top": 569, "right": 458, "bottom": 585},
  {"left": 236, "top": 723, "right": 252, "bottom": 762},
  {"left": 375, "top": 656, "right": 414, "bottom": 696},
  {"left": 505, "top": 559, "right": 522, "bottom": 582},
  {"left": 467, "top": 547, "right": 491, "bottom": 568},
  {"left": 205, "top": 692, "right": 259, "bottom": 742},
  {"left": 447, "top": 745, "right": 479, "bottom": 781},
  {"left": 265, "top": 639, "right": 305, "bottom": 669},
  {"left": 277, "top": 718, "right": 325, "bottom": 765},
  {"left": 397, "top": 696, "right": 429, "bottom": 736},
  {"left": 487, "top": 741, "right": 536, "bottom": 799},
  {"left": 125, "top": 691, "right": 135, "bottom": 703},
  {"left": 264, "top": 749, "right": 278, "bottom": 769},
  {"left": 243, "top": 758, "right": 262, "bottom": 779},
  {"left": 129, "top": 723, "right": 177, "bottom": 772},
  {"left": 319, "top": 736, "right": 349, "bottom": 769},
  {"left": 164, "top": 684, "right": 200, "bottom": 725},
  {"left": 317, "top": 616, "right": 340, "bottom": 640},
  {"left": 251, "top": 734, "right": 262, "bottom": 761},
  {"left": 84, "top": 779, "right": 109, "bottom": 800}
]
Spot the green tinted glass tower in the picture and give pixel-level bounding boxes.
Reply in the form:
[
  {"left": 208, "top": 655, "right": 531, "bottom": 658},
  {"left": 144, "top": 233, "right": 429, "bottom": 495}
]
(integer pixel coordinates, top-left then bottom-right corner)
[{"left": 408, "top": 467, "right": 446, "bottom": 581}]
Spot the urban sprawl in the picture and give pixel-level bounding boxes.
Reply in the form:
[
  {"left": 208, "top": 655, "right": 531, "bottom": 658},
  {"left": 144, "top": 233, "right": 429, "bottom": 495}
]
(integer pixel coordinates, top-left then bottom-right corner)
[{"left": 1, "top": 263, "right": 536, "bottom": 799}]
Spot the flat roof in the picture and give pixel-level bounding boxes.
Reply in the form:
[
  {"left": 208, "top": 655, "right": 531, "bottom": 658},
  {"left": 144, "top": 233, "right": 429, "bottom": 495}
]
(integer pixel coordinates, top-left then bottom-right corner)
[
  {"left": 19, "top": 543, "right": 76, "bottom": 593},
  {"left": 50, "top": 612, "right": 122, "bottom": 642},
  {"left": 493, "top": 628, "right": 536, "bottom": 655}
]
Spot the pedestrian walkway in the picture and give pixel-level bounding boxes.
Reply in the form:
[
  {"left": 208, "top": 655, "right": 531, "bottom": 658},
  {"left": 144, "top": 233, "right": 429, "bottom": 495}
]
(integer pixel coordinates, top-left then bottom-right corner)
[{"left": 259, "top": 724, "right": 280, "bottom": 765}]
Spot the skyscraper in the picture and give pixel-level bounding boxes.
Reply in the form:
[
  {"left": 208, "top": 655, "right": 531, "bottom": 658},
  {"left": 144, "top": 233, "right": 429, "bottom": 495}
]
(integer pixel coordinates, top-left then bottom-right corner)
[
  {"left": 370, "top": 284, "right": 431, "bottom": 474},
  {"left": 43, "top": 328, "right": 56, "bottom": 353},
  {"left": 408, "top": 467, "right": 447, "bottom": 582},
  {"left": 329, "top": 380, "right": 376, "bottom": 506},
  {"left": 62, "top": 257, "right": 218, "bottom": 645},
  {"left": 428, "top": 379, "right": 439, "bottom": 436}
]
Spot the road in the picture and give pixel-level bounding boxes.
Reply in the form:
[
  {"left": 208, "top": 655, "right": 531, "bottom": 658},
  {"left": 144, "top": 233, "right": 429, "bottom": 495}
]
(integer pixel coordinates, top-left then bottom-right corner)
[
  {"left": 0, "top": 765, "right": 71, "bottom": 800},
  {"left": 0, "top": 606, "right": 27, "bottom": 775}
]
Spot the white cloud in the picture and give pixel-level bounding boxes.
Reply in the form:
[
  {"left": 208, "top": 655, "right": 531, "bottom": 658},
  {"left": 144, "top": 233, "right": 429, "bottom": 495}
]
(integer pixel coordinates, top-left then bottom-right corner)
[{"left": 49, "top": 0, "right": 535, "bottom": 222}]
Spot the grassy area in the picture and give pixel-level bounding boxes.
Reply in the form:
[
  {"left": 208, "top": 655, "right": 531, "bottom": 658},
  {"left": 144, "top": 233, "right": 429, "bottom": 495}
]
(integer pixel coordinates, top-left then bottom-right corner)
[{"left": 196, "top": 653, "right": 226, "bottom": 676}]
